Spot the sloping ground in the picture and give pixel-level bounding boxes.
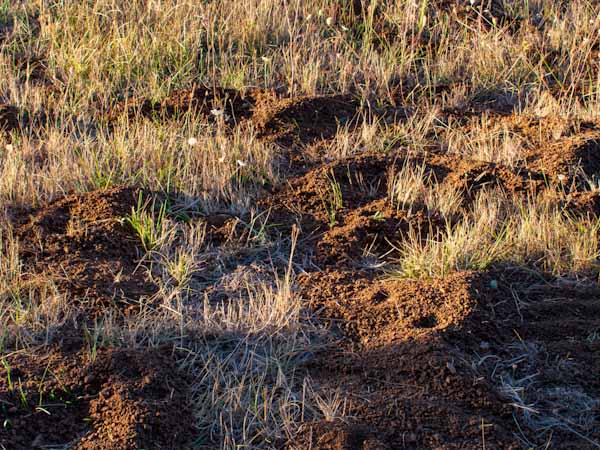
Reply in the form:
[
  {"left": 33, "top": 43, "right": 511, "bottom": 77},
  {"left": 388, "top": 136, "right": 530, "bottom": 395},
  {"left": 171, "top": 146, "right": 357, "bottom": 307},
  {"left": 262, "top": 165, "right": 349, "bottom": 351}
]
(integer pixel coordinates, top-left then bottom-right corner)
[
  {"left": 296, "top": 272, "right": 517, "bottom": 449},
  {"left": 105, "top": 85, "right": 263, "bottom": 123},
  {"left": 296, "top": 270, "right": 600, "bottom": 449},
  {"left": 0, "top": 345, "right": 193, "bottom": 449},
  {"left": 3, "top": 88, "right": 600, "bottom": 448},
  {"left": 2, "top": 187, "right": 196, "bottom": 448},
  {"left": 13, "top": 186, "right": 157, "bottom": 313},
  {"left": 248, "top": 95, "right": 600, "bottom": 448}
]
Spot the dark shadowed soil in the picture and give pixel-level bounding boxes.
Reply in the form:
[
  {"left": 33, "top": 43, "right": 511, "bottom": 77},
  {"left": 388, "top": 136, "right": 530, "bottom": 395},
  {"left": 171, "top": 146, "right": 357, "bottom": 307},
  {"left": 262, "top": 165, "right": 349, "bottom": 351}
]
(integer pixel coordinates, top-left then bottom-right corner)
[
  {"left": 0, "top": 345, "right": 193, "bottom": 449},
  {"left": 251, "top": 96, "right": 600, "bottom": 448}
]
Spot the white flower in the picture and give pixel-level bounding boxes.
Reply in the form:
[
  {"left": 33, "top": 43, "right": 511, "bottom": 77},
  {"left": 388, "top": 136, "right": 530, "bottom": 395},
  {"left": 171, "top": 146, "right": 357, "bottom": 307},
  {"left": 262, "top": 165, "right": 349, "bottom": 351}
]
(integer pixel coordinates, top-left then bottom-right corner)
[
  {"left": 236, "top": 159, "right": 247, "bottom": 167},
  {"left": 557, "top": 174, "right": 567, "bottom": 182},
  {"left": 261, "top": 56, "right": 271, "bottom": 63},
  {"left": 187, "top": 137, "right": 198, "bottom": 146},
  {"left": 210, "top": 109, "right": 225, "bottom": 117},
  {"left": 326, "top": 16, "right": 335, "bottom": 27},
  {"left": 341, "top": 24, "right": 349, "bottom": 31}
]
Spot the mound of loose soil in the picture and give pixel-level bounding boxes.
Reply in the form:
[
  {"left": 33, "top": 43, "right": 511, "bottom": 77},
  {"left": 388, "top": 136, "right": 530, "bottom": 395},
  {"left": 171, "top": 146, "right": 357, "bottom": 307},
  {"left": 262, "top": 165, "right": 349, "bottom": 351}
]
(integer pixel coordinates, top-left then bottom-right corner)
[
  {"left": 253, "top": 94, "right": 360, "bottom": 147},
  {"left": 260, "top": 153, "right": 393, "bottom": 222},
  {"left": 444, "top": 160, "right": 542, "bottom": 196},
  {"left": 259, "top": 154, "right": 425, "bottom": 266},
  {"left": 314, "top": 199, "right": 417, "bottom": 267},
  {"left": 108, "top": 85, "right": 264, "bottom": 123},
  {"left": 14, "top": 186, "right": 155, "bottom": 313},
  {"left": 260, "top": 151, "right": 549, "bottom": 267},
  {"left": 530, "top": 135, "right": 600, "bottom": 183},
  {"left": 299, "top": 270, "right": 479, "bottom": 346},
  {"left": 296, "top": 262, "right": 600, "bottom": 448},
  {"left": 297, "top": 271, "right": 520, "bottom": 449},
  {"left": 0, "top": 345, "right": 193, "bottom": 449},
  {"left": 566, "top": 190, "right": 600, "bottom": 216}
]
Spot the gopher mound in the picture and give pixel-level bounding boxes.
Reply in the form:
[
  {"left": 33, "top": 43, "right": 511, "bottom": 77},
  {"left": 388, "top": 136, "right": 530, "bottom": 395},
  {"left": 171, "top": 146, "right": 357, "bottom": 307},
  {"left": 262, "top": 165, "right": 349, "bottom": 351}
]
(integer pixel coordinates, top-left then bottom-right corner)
[
  {"left": 0, "top": 346, "right": 193, "bottom": 449},
  {"left": 13, "top": 186, "right": 156, "bottom": 314}
]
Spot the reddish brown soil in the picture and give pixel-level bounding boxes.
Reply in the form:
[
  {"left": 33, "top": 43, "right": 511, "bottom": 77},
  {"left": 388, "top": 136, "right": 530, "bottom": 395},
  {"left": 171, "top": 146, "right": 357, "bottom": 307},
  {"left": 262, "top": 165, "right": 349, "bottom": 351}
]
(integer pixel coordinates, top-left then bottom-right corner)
[
  {"left": 295, "top": 272, "right": 518, "bottom": 449},
  {"left": 107, "top": 84, "right": 265, "bottom": 123},
  {"left": 252, "top": 94, "right": 360, "bottom": 147},
  {"left": 444, "top": 160, "right": 542, "bottom": 196},
  {"left": 14, "top": 186, "right": 156, "bottom": 314},
  {"left": 480, "top": 114, "right": 600, "bottom": 184},
  {"left": 566, "top": 190, "right": 600, "bottom": 216},
  {"left": 1, "top": 187, "right": 198, "bottom": 449},
  {"left": 6, "top": 90, "right": 600, "bottom": 448},
  {"left": 529, "top": 135, "right": 600, "bottom": 184},
  {"left": 0, "top": 345, "right": 193, "bottom": 449},
  {"left": 109, "top": 86, "right": 363, "bottom": 172},
  {"left": 247, "top": 98, "right": 600, "bottom": 447},
  {"left": 258, "top": 153, "right": 439, "bottom": 266},
  {"left": 258, "top": 149, "right": 553, "bottom": 268},
  {"left": 295, "top": 268, "right": 600, "bottom": 448}
]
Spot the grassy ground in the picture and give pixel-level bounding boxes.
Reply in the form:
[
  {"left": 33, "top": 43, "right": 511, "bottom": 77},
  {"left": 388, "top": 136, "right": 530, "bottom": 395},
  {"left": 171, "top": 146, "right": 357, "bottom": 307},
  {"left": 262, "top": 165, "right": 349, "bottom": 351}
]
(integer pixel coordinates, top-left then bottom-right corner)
[{"left": 1, "top": 0, "right": 600, "bottom": 448}]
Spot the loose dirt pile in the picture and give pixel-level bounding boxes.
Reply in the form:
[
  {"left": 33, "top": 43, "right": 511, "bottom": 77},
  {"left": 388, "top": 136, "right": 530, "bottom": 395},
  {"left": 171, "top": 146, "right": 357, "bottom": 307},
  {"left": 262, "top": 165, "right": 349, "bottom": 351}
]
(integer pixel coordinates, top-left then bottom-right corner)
[
  {"left": 2, "top": 187, "right": 196, "bottom": 449},
  {"left": 13, "top": 186, "right": 156, "bottom": 314},
  {"left": 0, "top": 345, "right": 192, "bottom": 449},
  {"left": 249, "top": 95, "right": 600, "bottom": 448},
  {"left": 106, "top": 85, "right": 264, "bottom": 123},
  {"left": 295, "top": 268, "right": 600, "bottom": 449}
]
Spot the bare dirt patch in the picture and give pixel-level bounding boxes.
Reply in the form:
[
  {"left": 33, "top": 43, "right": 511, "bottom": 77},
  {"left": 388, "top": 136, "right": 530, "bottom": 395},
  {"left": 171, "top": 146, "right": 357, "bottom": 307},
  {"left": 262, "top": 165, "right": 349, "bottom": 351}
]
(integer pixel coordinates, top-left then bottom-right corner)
[
  {"left": 297, "top": 271, "right": 520, "bottom": 449},
  {"left": 299, "top": 271, "right": 478, "bottom": 346},
  {"left": 107, "top": 84, "right": 264, "bottom": 123},
  {"left": 444, "top": 160, "right": 542, "bottom": 196},
  {"left": 258, "top": 153, "right": 441, "bottom": 267},
  {"left": 252, "top": 94, "right": 360, "bottom": 147},
  {"left": 0, "top": 345, "right": 193, "bottom": 449},
  {"left": 13, "top": 186, "right": 156, "bottom": 314},
  {"left": 530, "top": 134, "right": 600, "bottom": 184},
  {"left": 296, "top": 266, "right": 600, "bottom": 448}
]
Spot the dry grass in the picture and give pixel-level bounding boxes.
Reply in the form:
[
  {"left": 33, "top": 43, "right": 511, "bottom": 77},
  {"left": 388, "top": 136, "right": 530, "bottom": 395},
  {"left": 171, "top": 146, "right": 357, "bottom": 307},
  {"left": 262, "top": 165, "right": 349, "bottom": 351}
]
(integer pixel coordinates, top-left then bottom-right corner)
[
  {"left": 394, "top": 189, "right": 600, "bottom": 278},
  {"left": 1, "top": 0, "right": 600, "bottom": 447}
]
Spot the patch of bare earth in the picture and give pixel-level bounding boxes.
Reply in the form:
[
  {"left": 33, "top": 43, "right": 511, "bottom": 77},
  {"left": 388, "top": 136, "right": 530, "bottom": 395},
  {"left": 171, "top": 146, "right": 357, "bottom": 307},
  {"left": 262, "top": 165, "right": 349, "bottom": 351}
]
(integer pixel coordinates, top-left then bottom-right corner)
[
  {"left": 0, "top": 346, "right": 193, "bottom": 449},
  {"left": 2, "top": 187, "right": 196, "bottom": 449},
  {"left": 106, "top": 84, "right": 266, "bottom": 124},
  {"left": 6, "top": 89, "right": 600, "bottom": 448},
  {"left": 13, "top": 186, "right": 156, "bottom": 315}
]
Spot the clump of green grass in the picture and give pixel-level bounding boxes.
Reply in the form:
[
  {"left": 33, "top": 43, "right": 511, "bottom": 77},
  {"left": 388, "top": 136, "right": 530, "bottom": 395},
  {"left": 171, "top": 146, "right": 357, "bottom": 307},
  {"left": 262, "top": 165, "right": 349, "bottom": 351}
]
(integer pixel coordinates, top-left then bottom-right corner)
[
  {"left": 320, "top": 171, "right": 343, "bottom": 227},
  {"left": 121, "top": 192, "right": 169, "bottom": 252}
]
